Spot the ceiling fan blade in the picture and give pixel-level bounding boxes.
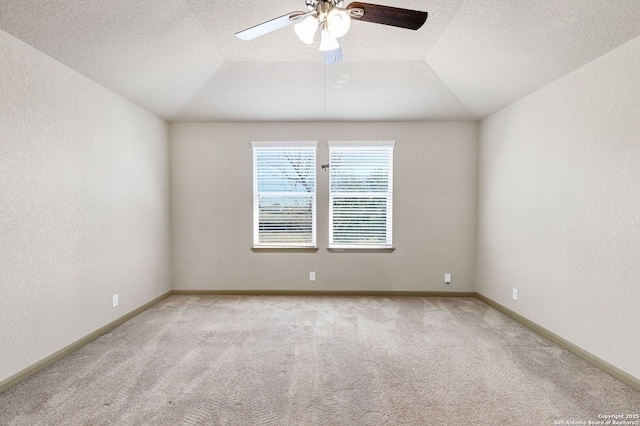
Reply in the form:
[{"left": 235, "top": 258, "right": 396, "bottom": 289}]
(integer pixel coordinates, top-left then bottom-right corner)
[
  {"left": 235, "top": 11, "right": 307, "bottom": 40},
  {"left": 324, "top": 46, "right": 343, "bottom": 64},
  {"left": 346, "top": 2, "right": 427, "bottom": 30}
]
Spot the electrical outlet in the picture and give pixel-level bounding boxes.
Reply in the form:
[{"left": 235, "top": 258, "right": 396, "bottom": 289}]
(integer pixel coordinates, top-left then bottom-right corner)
[
  {"left": 444, "top": 273, "right": 452, "bottom": 284},
  {"left": 112, "top": 294, "right": 119, "bottom": 308},
  {"left": 512, "top": 288, "right": 518, "bottom": 301},
  {"left": 309, "top": 272, "right": 316, "bottom": 282}
]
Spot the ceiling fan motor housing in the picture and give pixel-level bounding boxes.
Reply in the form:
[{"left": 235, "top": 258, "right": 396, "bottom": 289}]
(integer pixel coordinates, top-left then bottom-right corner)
[{"left": 305, "top": 0, "right": 345, "bottom": 12}]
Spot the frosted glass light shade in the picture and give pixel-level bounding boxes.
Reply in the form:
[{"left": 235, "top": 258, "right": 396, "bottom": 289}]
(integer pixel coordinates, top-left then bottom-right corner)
[
  {"left": 294, "top": 15, "right": 318, "bottom": 45},
  {"left": 327, "top": 9, "right": 351, "bottom": 38},
  {"left": 319, "top": 29, "right": 340, "bottom": 51}
]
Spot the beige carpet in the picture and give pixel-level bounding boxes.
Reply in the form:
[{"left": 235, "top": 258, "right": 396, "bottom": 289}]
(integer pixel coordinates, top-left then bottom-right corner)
[{"left": 0, "top": 296, "right": 638, "bottom": 425}]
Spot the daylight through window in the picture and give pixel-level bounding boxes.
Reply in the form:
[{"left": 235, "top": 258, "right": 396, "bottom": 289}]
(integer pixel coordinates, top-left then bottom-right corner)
[
  {"left": 329, "top": 141, "right": 394, "bottom": 248},
  {"left": 252, "top": 142, "right": 317, "bottom": 247}
]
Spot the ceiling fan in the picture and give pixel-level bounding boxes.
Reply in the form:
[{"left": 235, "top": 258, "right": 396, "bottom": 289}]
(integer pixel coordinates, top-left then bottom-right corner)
[{"left": 235, "top": 0, "right": 428, "bottom": 64}]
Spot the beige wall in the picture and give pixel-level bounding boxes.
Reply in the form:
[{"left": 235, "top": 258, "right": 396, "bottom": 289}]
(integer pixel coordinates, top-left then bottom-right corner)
[
  {"left": 477, "top": 35, "right": 640, "bottom": 379},
  {"left": 5, "top": 14, "right": 637, "bottom": 391},
  {"left": 170, "top": 121, "right": 478, "bottom": 292},
  {"left": 0, "top": 30, "right": 171, "bottom": 383}
]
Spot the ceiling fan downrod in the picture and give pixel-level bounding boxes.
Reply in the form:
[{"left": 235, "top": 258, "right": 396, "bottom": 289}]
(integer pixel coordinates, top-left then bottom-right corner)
[{"left": 301, "top": 0, "right": 364, "bottom": 18}]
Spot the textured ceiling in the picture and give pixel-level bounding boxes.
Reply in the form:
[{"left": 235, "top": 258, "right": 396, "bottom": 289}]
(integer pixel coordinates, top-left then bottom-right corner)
[{"left": 1, "top": 0, "right": 640, "bottom": 122}]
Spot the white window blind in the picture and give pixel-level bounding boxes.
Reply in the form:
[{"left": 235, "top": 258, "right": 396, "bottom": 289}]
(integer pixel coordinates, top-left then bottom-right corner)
[
  {"left": 252, "top": 142, "right": 317, "bottom": 247},
  {"left": 329, "top": 141, "right": 394, "bottom": 248}
]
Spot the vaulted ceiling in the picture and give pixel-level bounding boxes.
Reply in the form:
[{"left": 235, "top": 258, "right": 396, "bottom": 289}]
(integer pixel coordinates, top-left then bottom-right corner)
[{"left": 2, "top": 0, "right": 640, "bottom": 122}]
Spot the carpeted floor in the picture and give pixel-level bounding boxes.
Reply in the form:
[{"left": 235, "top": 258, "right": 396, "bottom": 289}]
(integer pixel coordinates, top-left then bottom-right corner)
[{"left": 0, "top": 296, "right": 639, "bottom": 425}]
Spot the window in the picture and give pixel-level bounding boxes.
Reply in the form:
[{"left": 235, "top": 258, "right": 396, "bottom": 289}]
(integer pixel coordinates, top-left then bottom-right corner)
[
  {"left": 329, "top": 141, "right": 394, "bottom": 248},
  {"left": 252, "top": 142, "right": 317, "bottom": 248}
]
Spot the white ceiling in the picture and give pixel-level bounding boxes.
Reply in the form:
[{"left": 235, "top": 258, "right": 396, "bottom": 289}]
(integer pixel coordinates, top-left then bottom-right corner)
[{"left": 1, "top": 0, "right": 640, "bottom": 122}]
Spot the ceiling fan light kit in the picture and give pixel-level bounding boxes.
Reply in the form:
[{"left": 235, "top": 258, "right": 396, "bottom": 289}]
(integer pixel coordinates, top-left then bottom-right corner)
[
  {"left": 294, "top": 5, "right": 350, "bottom": 50},
  {"left": 326, "top": 9, "right": 352, "bottom": 38},
  {"left": 294, "top": 15, "right": 319, "bottom": 44},
  {"left": 319, "top": 28, "right": 341, "bottom": 51},
  {"left": 236, "top": 0, "right": 428, "bottom": 63}
]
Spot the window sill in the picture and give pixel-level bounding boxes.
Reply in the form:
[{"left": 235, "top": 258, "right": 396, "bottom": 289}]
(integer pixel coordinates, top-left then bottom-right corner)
[
  {"left": 327, "top": 247, "right": 395, "bottom": 253},
  {"left": 252, "top": 247, "right": 319, "bottom": 253}
]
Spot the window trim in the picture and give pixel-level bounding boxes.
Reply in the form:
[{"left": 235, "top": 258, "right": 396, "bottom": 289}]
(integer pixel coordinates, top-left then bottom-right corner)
[
  {"left": 328, "top": 141, "right": 395, "bottom": 250},
  {"left": 252, "top": 141, "right": 318, "bottom": 249}
]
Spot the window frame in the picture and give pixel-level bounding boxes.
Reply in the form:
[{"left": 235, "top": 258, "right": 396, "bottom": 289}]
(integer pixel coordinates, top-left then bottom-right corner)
[
  {"left": 252, "top": 141, "right": 317, "bottom": 249},
  {"left": 328, "top": 141, "right": 395, "bottom": 250}
]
